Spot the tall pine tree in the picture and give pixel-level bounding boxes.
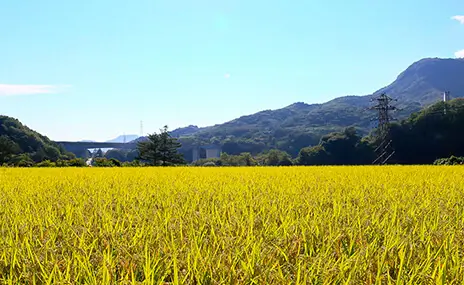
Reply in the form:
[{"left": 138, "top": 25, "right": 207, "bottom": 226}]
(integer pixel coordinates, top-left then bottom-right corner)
[
  {"left": 137, "top": 125, "right": 185, "bottom": 166},
  {"left": 137, "top": 133, "right": 161, "bottom": 165}
]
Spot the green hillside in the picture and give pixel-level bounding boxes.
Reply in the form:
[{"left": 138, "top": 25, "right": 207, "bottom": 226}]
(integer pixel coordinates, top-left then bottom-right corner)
[
  {"left": 0, "top": 115, "right": 74, "bottom": 165},
  {"left": 389, "top": 98, "right": 464, "bottom": 164}
]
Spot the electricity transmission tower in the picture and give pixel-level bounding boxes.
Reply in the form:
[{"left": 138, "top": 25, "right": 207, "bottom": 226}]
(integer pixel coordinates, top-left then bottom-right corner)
[{"left": 369, "top": 93, "right": 398, "bottom": 165}]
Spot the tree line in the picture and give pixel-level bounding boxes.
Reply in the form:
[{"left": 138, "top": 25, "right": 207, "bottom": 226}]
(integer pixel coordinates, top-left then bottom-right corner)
[
  {"left": 191, "top": 99, "right": 464, "bottom": 166},
  {"left": 1, "top": 98, "right": 464, "bottom": 167}
]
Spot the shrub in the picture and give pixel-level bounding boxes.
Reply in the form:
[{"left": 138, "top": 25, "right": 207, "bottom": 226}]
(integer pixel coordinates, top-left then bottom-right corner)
[
  {"left": 433, "top": 156, "right": 464, "bottom": 165},
  {"left": 56, "top": 158, "right": 86, "bottom": 167},
  {"left": 36, "top": 160, "right": 56, "bottom": 167}
]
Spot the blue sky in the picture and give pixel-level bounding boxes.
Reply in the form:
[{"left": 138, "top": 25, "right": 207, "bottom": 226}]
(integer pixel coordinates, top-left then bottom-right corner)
[{"left": 1, "top": 0, "right": 463, "bottom": 141}]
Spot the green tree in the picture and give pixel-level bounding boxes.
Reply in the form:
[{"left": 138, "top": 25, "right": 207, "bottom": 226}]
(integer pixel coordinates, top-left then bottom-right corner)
[
  {"left": 388, "top": 99, "right": 464, "bottom": 164},
  {"left": 240, "top": 152, "right": 256, "bottom": 166},
  {"left": 260, "top": 149, "right": 293, "bottom": 166},
  {"left": 297, "top": 127, "right": 374, "bottom": 165},
  {"left": 0, "top": 135, "right": 19, "bottom": 164},
  {"left": 10, "top": 154, "right": 35, "bottom": 167},
  {"left": 93, "top": 157, "right": 120, "bottom": 167},
  {"left": 297, "top": 145, "right": 329, "bottom": 165},
  {"left": 137, "top": 133, "right": 162, "bottom": 165},
  {"left": 137, "top": 125, "right": 185, "bottom": 166},
  {"left": 158, "top": 126, "right": 185, "bottom": 166},
  {"left": 105, "top": 149, "right": 128, "bottom": 162}
]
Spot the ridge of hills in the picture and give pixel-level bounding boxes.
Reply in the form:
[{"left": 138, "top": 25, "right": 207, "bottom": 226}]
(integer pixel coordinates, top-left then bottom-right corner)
[
  {"left": 165, "top": 57, "right": 464, "bottom": 157},
  {"left": 2, "top": 57, "right": 464, "bottom": 162}
]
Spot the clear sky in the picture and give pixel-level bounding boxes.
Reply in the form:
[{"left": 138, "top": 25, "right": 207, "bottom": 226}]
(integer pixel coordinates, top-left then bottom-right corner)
[{"left": 1, "top": 0, "right": 463, "bottom": 141}]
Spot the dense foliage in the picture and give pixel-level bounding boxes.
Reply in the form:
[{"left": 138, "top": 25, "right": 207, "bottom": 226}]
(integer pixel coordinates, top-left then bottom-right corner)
[
  {"left": 104, "top": 148, "right": 139, "bottom": 162},
  {"left": 389, "top": 99, "right": 464, "bottom": 164},
  {"left": 434, "top": 156, "right": 464, "bottom": 165},
  {"left": 297, "top": 127, "right": 374, "bottom": 165},
  {"left": 192, "top": 149, "right": 293, "bottom": 167},
  {"left": 0, "top": 116, "right": 75, "bottom": 166}
]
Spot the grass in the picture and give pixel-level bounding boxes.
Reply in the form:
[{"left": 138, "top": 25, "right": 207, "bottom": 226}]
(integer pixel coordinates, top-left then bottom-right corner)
[{"left": 0, "top": 166, "right": 463, "bottom": 284}]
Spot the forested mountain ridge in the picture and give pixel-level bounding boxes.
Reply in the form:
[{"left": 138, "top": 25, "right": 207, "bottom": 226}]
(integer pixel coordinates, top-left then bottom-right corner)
[{"left": 170, "top": 57, "right": 464, "bottom": 156}]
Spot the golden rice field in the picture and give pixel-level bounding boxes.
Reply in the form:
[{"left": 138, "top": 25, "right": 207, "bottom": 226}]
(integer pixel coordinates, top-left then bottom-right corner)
[{"left": 1, "top": 166, "right": 464, "bottom": 284}]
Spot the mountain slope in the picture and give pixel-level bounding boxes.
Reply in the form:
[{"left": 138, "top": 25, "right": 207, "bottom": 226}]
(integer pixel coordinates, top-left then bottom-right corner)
[
  {"left": 173, "top": 57, "right": 464, "bottom": 156},
  {"left": 0, "top": 115, "right": 74, "bottom": 163},
  {"left": 376, "top": 58, "right": 464, "bottom": 105}
]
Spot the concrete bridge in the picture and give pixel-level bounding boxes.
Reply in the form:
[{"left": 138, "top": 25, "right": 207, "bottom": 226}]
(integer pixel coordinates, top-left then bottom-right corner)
[
  {"left": 55, "top": 141, "right": 137, "bottom": 155},
  {"left": 56, "top": 141, "right": 222, "bottom": 162}
]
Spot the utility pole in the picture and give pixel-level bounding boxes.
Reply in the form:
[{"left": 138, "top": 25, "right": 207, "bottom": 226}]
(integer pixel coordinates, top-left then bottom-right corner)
[
  {"left": 369, "top": 93, "right": 397, "bottom": 165},
  {"left": 140, "top": 121, "right": 144, "bottom": 138}
]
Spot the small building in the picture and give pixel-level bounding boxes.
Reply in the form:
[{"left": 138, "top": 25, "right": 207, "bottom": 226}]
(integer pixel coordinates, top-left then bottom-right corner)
[{"left": 192, "top": 144, "right": 222, "bottom": 162}]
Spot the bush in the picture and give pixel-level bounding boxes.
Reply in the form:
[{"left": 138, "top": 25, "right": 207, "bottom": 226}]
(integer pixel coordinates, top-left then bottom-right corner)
[
  {"left": 36, "top": 160, "right": 56, "bottom": 167},
  {"left": 56, "top": 158, "right": 86, "bottom": 167},
  {"left": 110, "top": 158, "right": 122, "bottom": 167},
  {"left": 191, "top": 158, "right": 220, "bottom": 166},
  {"left": 122, "top": 160, "right": 145, "bottom": 167},
  {"left": 434, "top": 156, "right": 464, "bottom": 165},
  {"left": 10, "top": 154, "right": 35, "bottom": 167},
  {"left": 93, "top": 158, "right": 116, "bottom": 167}
]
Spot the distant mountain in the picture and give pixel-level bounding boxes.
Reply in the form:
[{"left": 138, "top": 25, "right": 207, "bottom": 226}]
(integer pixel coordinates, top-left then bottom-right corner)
[
  {"left": 129, "top": 126, "right": 203, "bottom": 143},
  {"left": 172, "top": 57, "right": 464, "bottom": 156},
  {"left": 106, "top": 134, "right": 139, "bottom": 143}
]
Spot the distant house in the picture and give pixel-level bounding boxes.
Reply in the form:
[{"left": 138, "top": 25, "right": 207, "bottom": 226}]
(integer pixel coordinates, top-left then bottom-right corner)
[{"left": 192, "top": 144, "right": 222, "bottom": 162}]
